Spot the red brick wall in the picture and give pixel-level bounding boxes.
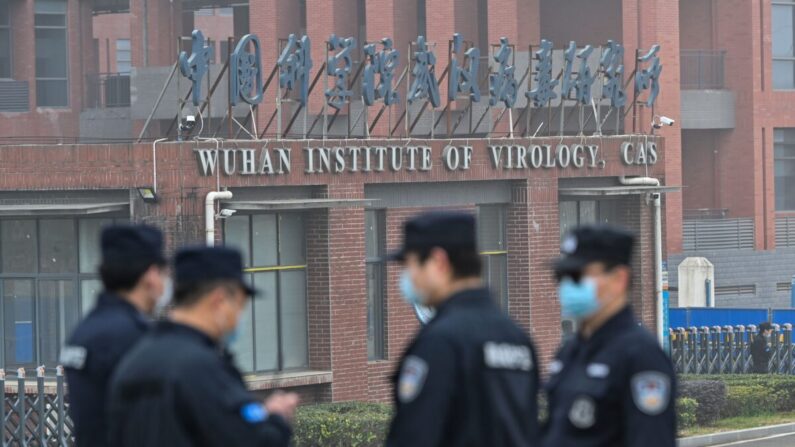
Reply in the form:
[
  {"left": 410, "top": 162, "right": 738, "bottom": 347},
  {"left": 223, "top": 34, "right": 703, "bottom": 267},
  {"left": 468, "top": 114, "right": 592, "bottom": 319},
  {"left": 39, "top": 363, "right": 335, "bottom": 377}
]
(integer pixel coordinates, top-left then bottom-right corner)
[
  {"left": 541, "top": 0, "right": 623, "bottom": 45},
  {"left": 93, "top": 13, "right": 131, "bottom": 74},
  {"left": 679, "top": 0, "right": 714, "bottom": 50},
  {"left": 0, "top": 137, "right": 663, "bottom": 401}
]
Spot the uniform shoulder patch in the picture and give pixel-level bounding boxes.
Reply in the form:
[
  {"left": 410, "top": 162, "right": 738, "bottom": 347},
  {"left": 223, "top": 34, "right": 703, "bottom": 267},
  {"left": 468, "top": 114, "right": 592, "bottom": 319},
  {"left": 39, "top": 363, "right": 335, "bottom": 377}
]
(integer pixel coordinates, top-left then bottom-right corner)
[
  {"left": 240, "top": 403, "right": 268, "bottom": 423},
  {"left": 59, "top": 346, "right": 88, "bottom": 370},
  {"left": 631, "top": 371, "right": 671, "bottom": 415},
  {"left": 398, "top": 356, "right": 429, "bottom": 403}
]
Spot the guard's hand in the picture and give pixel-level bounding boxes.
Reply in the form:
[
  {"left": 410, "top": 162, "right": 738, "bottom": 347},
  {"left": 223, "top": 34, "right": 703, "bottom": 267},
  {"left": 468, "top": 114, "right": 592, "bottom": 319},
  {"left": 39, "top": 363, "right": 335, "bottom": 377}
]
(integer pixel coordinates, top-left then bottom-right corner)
[{"left": 264, "top": 391, "right": 300, "bottom": 422}]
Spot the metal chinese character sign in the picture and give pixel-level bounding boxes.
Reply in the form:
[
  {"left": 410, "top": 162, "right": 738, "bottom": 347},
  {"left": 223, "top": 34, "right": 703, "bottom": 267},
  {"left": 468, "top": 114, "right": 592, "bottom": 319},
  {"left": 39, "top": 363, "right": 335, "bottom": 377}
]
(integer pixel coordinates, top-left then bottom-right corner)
[
  {"left": 527, "top": 39, "right": 558, "bottom": 108},
  {"left": 230, "top": 34, "right": 263, "bottom": 106},
  {"left": 363, "top": 38, "right": 400, "bottom": 106},
  {"left": 178, "top": 30, "right": 212, "bottom": 106},
  {"left": 325, "top": 34, "right": 357, "bottom": 110},
  {"left": 600, "top": 40, "right": 626, "bottom": 108},
  {"left": 489, "top": 37, "right": 517, "bottom": 107},
  {"left": 635, "top": 44, "right": 662, "bottom": 107},
  {"left": 408, "top": 36, "right": 441, "bottom": 108},
  {"left": 277, "top": 34, "right": 313, "bottom": 106},
  {"left": 561, "top": 42, "right": 596, "bottom": 105},
  {"left": 448, "top": 33, "right": 481, "bottom": 102}
]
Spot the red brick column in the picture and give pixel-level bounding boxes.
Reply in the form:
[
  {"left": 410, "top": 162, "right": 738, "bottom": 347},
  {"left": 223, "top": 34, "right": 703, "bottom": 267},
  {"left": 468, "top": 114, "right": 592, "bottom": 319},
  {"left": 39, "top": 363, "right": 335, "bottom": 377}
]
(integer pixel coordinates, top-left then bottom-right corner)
[
  {"left": 526, "top": 177, "right": 562, "bottom": 367},
  {"left": 325, "top": 183, "right": 370, "bottom": 401},
  {"left": 622, "top": 0, "right": 683, "bottom": 254},
  {"left": 618, "top": 195, "right": 657, "bottom": 331},
  {"left": 130, "top": 0, "right": 183, "bottom": 67},
  {"left": 507, "top": 180, "right": 533, "bottom": 333}
]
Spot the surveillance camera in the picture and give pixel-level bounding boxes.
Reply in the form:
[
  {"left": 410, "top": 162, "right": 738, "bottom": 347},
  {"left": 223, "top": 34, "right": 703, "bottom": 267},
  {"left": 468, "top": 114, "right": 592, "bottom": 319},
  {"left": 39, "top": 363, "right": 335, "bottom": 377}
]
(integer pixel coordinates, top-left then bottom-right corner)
[
  {"left": 652, "top": 193, "right": 661, "bottom": 200},
  {"left": 216, "top": 209, "right": 237, "bottom": 219},
  {"left": 659, "top": 116, "right": 675, "bottom": 126}
]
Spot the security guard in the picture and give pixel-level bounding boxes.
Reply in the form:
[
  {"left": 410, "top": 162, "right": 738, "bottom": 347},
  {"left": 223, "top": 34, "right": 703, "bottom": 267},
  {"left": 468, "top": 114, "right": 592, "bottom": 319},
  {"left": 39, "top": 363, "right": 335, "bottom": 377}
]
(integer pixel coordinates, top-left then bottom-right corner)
[
  {"left": 542, "top": 226, "right": 676, "bottom": 447},
  {"left": 386, "top": 212, "right": 539, "bottom": 447},
  {"left": 108, "top": 246, "right": 298, "bottom": 447},
  {"left": 751, "top": 322, "right": 774, "bottom": 373},
  {"left": 61, "top": 224, "right": 168, "bottom": 447}
]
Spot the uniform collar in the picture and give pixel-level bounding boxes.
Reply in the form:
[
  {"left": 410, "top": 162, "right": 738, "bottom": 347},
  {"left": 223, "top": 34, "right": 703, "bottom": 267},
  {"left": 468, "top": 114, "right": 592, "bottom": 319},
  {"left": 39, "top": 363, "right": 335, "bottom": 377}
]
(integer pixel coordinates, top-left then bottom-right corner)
[
  {"left": 97, "top": 291, "right": 151, "bottom": 328},
  {"left": 155, "top": 320, "right": 219, "bottom": 348},
  {"left": 435, "top": 287, "right": 493, "bottom": 316},
  {"left": 580, "top": 305, "right": 636, "bottom": 348}
]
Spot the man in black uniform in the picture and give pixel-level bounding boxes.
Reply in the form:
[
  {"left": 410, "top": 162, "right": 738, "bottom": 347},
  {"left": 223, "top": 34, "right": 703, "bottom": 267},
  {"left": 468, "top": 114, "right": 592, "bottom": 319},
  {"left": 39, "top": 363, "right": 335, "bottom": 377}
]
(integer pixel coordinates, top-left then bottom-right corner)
[
  {"left": 542, "top": 226, "right": 676, "bottom": 447},
  {"left": 108, "top": 246, "right": 298, "bottom": 447},
  {"left": 751, "top": 322, "right": 774, "bottom": 373},
  {"left": 385, "top": 212, "right": 539, "bottom": 447},
  {"left": 61, "top": 224, "right": 168, "bottom": 447}
]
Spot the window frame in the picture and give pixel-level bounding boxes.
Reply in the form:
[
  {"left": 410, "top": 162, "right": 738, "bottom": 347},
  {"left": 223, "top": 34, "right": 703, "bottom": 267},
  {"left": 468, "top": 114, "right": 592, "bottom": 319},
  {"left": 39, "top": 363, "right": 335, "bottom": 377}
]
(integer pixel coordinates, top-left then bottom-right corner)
[
  {"left": 365, "top": 209, "right": 386, "bottom": 361},
  {"left": 224, "top": 212, "right": 310, "bottom": 373},
  {"left": 115, "top": 39, "right": 131, "bottom": 74},
  {"left": 34, "top": 0, "right": 69, "bottom": 108},
  {"left": 0, "top": 215, "right": 127, "bottom": 369},
  {"left": 477, "top": 205, "right": 509, "bottom": 310},
  {"left": 773, "top": 1, "right": 795, "bottom": 89},
  {"left": 0, "top": 0, "right": 12, "bottom": 79},
  {"left": 775, "top": 128, "right": 795, "bottom": 210}
]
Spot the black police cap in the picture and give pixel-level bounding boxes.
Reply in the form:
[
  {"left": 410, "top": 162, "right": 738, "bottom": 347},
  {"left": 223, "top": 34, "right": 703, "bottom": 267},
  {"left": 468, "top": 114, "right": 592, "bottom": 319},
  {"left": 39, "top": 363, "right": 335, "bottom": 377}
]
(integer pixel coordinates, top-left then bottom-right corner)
[
  {"left": 174, "top": 246, "right": 257, "bottom": 297},
  {"left": 387, "top": 211, "right": 477, "bottom": 262},
  {"left": 101, "top": 224, "right": 166, "bottom": 267},
  {"left": 554, "top": 225, "right": 635, "bottom": 277}
]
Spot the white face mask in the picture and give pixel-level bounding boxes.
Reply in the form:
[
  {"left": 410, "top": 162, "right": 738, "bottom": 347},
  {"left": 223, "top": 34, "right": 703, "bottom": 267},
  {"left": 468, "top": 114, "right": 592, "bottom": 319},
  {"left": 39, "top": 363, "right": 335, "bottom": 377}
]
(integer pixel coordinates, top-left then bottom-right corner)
[{"left": 154, "top": 277, "right": 173, "bottom": 316}]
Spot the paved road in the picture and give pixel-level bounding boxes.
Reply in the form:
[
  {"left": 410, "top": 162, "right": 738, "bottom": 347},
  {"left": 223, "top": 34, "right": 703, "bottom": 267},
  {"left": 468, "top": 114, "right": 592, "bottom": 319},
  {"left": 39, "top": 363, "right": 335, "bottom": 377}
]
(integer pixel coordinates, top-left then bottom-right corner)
[{"left": 713, "top": 432, "right": 795, "bottom": 446}]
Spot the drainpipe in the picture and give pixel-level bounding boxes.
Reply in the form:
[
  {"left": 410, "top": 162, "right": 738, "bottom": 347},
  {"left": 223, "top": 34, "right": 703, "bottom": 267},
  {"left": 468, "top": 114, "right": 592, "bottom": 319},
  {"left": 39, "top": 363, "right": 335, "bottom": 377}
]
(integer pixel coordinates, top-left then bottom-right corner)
[
  {"left": 619, "top": 176, "right": 665, "bottom": 347},
  {"left": 205, "top": 191, "right": 233, "bottom": 246},
  {"left": 152, "top": 138, "right": 168, "bottom": 193}
]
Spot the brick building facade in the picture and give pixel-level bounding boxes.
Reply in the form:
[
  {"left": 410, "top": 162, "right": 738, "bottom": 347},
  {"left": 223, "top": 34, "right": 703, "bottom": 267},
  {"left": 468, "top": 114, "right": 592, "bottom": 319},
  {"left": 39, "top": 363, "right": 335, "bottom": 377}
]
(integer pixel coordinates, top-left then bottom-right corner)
[
  {"left": 2, "top": 0, "right": 792, "bottom": 401},
  {"left": 0, "top": 136, "right": 666, "bottom": 402}
]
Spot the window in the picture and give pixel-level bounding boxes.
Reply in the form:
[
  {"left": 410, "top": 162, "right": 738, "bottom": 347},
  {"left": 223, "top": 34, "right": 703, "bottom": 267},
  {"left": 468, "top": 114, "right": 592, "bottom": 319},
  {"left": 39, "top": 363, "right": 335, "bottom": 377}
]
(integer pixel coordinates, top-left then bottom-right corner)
[
  {"left": 417, "top": 0, "right": 427, "bottom": 38},
  {"left": 559, "top": 199, "right": 621, "bottom": 239},
  {"left": 224, "top": 213, "right": 309, "bottom": 373},
  {"left": 0, "top": 0, "right": 11, "bottom": 78},
  {"left": 35, "top": 0, "right": 68, "bottom": 107},
  {"left": 774, "top": 1, "right": 795, "bottom": 89},
  {"left": 365, "top": 210, "right": 386, "bottom": 360},
  {"left": 116, "top": 39, "right": 131, "bottom": 74},
  {"left": 478, "top": 205, "right": 508, "bottom": 309},
  {"left": 775, "top": 129, "right": 795, "bottom": 210},
  {"left": 0, "top": 217, "right": 126, "bottom": 369}
]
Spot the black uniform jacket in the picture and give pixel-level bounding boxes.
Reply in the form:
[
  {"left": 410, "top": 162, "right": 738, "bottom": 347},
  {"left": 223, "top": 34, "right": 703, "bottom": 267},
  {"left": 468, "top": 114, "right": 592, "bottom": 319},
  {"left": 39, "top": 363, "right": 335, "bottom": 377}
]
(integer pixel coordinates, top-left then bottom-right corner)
[
  {"left": 542, "top": 306, "right": 677, "bottom": 447},
  {"left": 386, "top": 287, "right": 540, "bottom": 447},
  {"left": 750, "top": 335, "right": 771, "bottom": 373},
  {"left": 108, "top": 321, "right": 291, "bottom": 447},
  {"left": 62, "top": 292, "right": 150, "bottom": 447}
]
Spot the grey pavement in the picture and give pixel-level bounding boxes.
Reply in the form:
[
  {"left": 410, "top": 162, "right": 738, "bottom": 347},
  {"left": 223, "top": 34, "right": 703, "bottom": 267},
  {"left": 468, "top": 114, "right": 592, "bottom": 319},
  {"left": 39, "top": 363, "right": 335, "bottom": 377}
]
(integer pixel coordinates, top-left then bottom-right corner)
[{"left": 712, "top": 432, "right": 795, "bottom": 446}]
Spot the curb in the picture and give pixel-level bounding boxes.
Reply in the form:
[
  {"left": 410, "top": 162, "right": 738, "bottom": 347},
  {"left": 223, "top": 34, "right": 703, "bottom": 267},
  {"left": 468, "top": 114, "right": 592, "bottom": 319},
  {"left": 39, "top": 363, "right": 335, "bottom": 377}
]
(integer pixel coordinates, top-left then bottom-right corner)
[{"left": 678, "top": 422, "right": 795, "bottom": 447}]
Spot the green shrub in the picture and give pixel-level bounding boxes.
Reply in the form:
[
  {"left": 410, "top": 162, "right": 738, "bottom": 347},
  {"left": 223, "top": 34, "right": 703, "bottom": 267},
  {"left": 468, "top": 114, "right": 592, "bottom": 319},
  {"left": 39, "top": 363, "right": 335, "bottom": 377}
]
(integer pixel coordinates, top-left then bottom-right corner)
[
  {"left": 292, "top": 402, "right": 392, "bottom": 447},
  {"left": 723, "top": 385, "right": 785, "bottom": 418},
  {"left": 678, "top": 380, "right": 727, "bottom": 425},
  {"left": 677, "top": 397, "right": 698, "bottom": 430}
]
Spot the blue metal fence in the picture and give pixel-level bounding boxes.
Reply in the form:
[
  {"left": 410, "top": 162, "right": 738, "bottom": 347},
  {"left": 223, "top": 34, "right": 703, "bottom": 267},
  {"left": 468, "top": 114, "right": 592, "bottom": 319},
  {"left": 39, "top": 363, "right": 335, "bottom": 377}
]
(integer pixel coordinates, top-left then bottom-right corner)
[{"left": 669, "top": 308, "right": 795, "bottom": 329}]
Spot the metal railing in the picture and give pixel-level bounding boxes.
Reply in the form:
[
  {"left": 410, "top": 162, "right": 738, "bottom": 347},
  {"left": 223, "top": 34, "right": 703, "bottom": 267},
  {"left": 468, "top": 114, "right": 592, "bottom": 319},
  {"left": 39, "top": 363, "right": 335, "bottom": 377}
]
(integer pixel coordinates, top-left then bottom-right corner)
[
  {"left": 1, "top": 366, "right": 74, "bottom": 446},
  {"left": 681, "top": 49, "right": 726, "bottom": 90},
  {"left": 683, "top": 217, "right": 755, "bottom": 251},
  {"left": 670, "top": 324, "right": 795, "bottom": 375},
  {"left": 84, "top": 73, "right": 131, "bottom": 109}
]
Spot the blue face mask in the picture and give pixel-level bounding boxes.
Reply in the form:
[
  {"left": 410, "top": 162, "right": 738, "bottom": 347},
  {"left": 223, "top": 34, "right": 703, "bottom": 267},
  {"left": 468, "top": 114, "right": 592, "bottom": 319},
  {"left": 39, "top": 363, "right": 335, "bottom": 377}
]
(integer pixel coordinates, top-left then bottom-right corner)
[
  {"left": 559, "top": 277, "right": 600, "bottom": 321},
  {"left": 223, "top": 323, "right": 240, "bottom": 349},
  {"left": 400, "top": 270, "right": 426, "bottom": 306}
]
